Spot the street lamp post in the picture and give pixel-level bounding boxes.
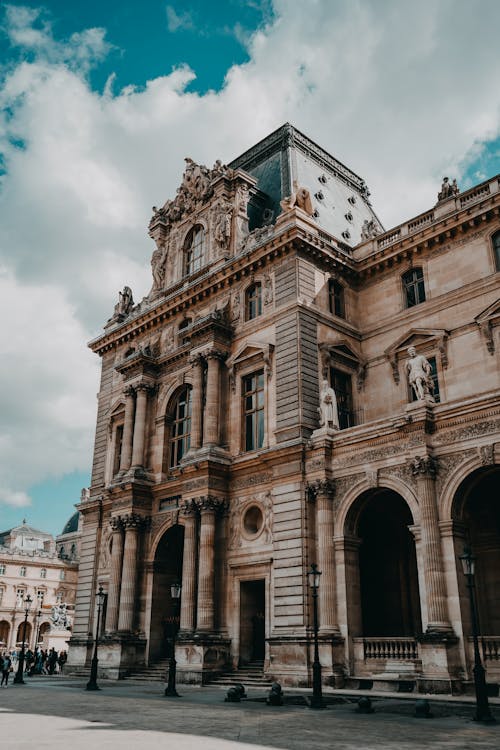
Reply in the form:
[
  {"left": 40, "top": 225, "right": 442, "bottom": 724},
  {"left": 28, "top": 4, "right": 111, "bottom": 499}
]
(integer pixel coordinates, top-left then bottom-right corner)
[
  {"left": 86, "top": 585, "right": 106, "bottom": 691},
  {"left": 308, "top": 563, "right": 324, "bottom": 709},
  {"left": 13, "top": 594, "right": 33, "bottom": 685},
  {"left": 459, "top": 546, "right": 495, "bottom": 724},
  {"left": 165, "top": 581, "right": 182, "bottom": 697},
  {"left": 33, "top": 591, "right": 44, "bottom": 652}
]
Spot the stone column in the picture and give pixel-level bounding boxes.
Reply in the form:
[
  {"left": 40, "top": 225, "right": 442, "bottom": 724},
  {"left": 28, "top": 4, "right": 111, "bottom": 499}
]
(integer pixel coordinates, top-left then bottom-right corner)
[
  {"left": 195, "top": 497, "right": 222, "bottom": 631},
  {"left": 117, "top": 514, "right": 144, "bottom": 632},
  {"left": 119, "top": 386, "right": 135, "bottom": 472},
  {"left": 309, "top": 480, "right": 339, "bottom": 633},
  {"left": 203, "top": 351, "right": 223, "bottom": 447},
  {"left": 131, "top": 384, "right": 151, "bottom": 468},
  {"left": 179, "top": 501, "right": 198, "bottom": 632},
  {"left": 410, "top": 456, "right": 451, "bottom": 633},
  {"left": 105, "top": 517, "right": 124, "bottom": 633},
  {"left": 189, "top": 355, "right": 204, "bottom": 450}
]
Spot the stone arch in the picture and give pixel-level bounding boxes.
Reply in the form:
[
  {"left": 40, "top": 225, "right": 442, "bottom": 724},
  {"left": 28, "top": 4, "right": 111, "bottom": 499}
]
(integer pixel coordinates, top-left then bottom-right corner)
[
  {"left": 0, "top": 620, "right": 9, "bottom": 645},
  {"left": 149, "top": 522, "right": 185, "bottom": 662},
  {"left": 440, "top": 453, "right": 495, "bottom": 521},
  {"left": 149, "top": 514, "right": 187, "bottom": 564},
  {"left": 157, "top": 375, "right": 194, "bottom": 419},
  {"left": 337, "top": 475, "right": 419, "bottom": 537}
]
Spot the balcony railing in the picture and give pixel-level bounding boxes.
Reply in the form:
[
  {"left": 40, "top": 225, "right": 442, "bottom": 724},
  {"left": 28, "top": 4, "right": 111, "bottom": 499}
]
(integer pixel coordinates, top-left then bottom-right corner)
[{"left": 362, "top": 637, "right": 419, "bottom": 661}]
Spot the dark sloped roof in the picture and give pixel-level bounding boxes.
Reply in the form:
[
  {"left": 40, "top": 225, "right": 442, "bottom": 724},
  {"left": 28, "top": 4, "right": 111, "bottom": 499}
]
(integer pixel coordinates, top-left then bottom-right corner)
[{"left": 61, "top": 512, "right": 79, "bottom": 535}]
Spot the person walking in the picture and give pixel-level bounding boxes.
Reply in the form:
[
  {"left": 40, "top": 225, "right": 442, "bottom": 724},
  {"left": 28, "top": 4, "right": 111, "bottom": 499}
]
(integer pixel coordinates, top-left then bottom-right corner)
[{"left": 1, "top": 653, "right": 12, "bottom": 687}]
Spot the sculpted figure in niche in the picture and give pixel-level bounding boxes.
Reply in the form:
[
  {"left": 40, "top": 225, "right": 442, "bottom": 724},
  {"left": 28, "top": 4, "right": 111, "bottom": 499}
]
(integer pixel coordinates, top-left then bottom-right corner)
[
  {"left": 151, "top": 243, "right": 168, "bottom": 291},
  {"left": 115, "top": 286, "right": 134, "bottom": 316},
  {"left": 318, "top": 379, "right": 339, "bottom": 430},
  {"left": 406, "top": 346, "right": 434, "bottom": 401},
  {"left": 211, "top": 200, "right": 233, "bottom": 252}
]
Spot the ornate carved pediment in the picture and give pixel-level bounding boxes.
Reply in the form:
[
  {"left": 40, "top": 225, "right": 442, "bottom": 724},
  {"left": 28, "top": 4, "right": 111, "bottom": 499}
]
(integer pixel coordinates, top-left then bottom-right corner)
[
  {"left": 226, "top": 340, "right": 274, "bottom": 390},
  {"left": 385, "top": 328, "right": 449, "bottom": 384},
  {"left": 319, "top": 339, "right": 367, "bottom": 391},
  {"left": 475, "top": 298, "right": 500, "bottom": 355}
]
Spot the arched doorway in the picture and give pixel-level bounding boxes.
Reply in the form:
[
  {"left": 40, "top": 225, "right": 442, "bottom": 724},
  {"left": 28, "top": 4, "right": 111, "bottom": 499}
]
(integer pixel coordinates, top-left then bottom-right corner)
[
  {"left": 452, "top": 467, "right": 500, "bottom": 680},
  {"left": 149, "top": 524, "right": 184, "bottom": 662},
  {"left": 345, "top": 488, "right": 421, "bottom": 675},
  {"left": 16, "top": 621, "right": 32, "bottom": 645},
  {"left": 38, "top": 622, "right": 51, "bottom": 644},
  {"left": 0, "top": 620, "right": 9, "bottom": 647}
]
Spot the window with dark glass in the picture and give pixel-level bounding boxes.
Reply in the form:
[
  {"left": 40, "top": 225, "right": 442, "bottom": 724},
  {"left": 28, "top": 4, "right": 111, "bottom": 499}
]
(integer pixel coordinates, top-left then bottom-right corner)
[
  {"left": 328, "top": 279, "right": 345, "bottom": 318},
  {"left": 245, "top": 283, "right": 262, "bottom": 321},
  {"left": 330, "top": 368, "right": 354, "bottom": 429},
  {"left": 410, "top": 355, "right": 440, "bottom": 403},
  {"left": 402, "top": 268, "right": 426, "bottom": 308},
  {"left": 169, "top": 387, "right": 192, "bottom": 468},
  {"left": 113, "top": 424, "right": 123, "bottom": 476},
  {"left": 243, "top": 370, "right": 265, "bottom": 451},
  {"left": 493, "top": 230, "right": 500, "bottom": 271},
  {"left": 184, "top": 225, "right": 205, "bottom": 276}
]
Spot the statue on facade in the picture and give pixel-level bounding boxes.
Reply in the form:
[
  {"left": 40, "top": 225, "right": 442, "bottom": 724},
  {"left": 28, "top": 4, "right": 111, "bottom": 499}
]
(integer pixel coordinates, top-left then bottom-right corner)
[
  {"left": 151, "top": 243, "right": 169, "bottom": 291},
  {"left": 318, "top": 379, "right": 340, "bottom": 429},
  {"left": 280, "top": 182, "right": 314, "bottom": 216},
  {"left": 51, "top": 603, "right": 70, "bottom": 630},
  {"left": 437, "top": 176, "right": 459, "bottom": 202},
  {"left": 211, "top": 199, "right": 233, "bottom": 252},
  {"left": 406, "top": 346, "right": 434, "bottom": 401},
  {"left": 360, "top": 218, "right": 381, "bottom": 241},
  {"left": 114, "top": 286, "right": 134, "bottom": 316}
]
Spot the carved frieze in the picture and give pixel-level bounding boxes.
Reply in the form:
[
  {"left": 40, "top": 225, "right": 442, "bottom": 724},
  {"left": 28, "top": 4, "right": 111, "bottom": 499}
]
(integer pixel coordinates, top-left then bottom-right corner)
[
  {"left": 433, "top": 418, "right": 500, "bottom": 446},
  {"left": 379, "top": 463, "right": 416, "bottom": 492},
  {"left": 194, "top": 495, "right": 227, "bottom": 514},
  {"left": 230, "top": 473, "right": 272, "bottom": 490},
  {"left": 435, "top": 449, "right": 477, "bottom": 498},
  {"left": 333, "top": 443, "right": 406, "bottom": 469}
]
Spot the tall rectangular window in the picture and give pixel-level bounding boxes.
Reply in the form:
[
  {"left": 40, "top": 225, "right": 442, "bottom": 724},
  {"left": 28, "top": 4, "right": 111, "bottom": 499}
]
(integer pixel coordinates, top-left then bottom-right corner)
[
  {"left": 328, "top": 279, "right": 345, "bottom": 318},
  {"left": 330, "top": 368, "right": 354, "bottom": 429},
  {"left": 113, "top": 424, "right": 124, "bottom": 476},
  {"left": 402, "top": 268, "right": 426, "bottom": 308},
  {"left": 243, "top": 371, "right": 265, "bottom": 451}
]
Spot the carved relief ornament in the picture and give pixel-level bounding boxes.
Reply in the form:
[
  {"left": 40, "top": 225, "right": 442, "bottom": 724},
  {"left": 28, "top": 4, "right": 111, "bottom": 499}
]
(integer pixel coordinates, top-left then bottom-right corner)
[
  {"left": 306, "top": 479, "right": 335, "bottom": 501},
  {"left": 409, "top": 455, "right": 438, "bottom": 479}
]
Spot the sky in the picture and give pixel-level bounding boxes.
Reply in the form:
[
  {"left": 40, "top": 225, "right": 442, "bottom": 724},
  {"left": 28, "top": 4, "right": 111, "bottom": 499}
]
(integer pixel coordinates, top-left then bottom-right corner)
[{"left": 0, "top": 0, "right": 499, "bottom": 536}]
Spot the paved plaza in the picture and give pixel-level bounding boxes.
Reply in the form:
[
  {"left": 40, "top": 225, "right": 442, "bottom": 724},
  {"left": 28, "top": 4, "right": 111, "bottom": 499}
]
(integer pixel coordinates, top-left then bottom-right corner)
[{"left": 1, "top": 677, "right": 499, "bottom": 750}]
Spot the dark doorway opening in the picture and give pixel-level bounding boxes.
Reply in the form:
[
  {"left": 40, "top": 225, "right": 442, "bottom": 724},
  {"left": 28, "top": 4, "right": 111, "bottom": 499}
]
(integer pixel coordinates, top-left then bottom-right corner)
[
  {"left": 150, "top": 524, "right": 184, "bottom": 662},
  {"left": 240, "top": 579, "right": 265, "bottom": 665},
  {"left": 358, "top": 490, "right": 421, "bottom": 637}
]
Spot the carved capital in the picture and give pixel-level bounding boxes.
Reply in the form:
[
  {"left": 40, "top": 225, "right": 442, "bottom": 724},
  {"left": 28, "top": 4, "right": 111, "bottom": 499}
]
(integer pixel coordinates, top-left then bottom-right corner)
[
  {"left": 189, "top": 353, "right": 205, "bottom": 368},
  {"left": 123, "top": 386, "right": 135, "bottom": 398},
  {"left": 121, "top": 513, "right": 150, "bottom": 530},
  {"left": 109, "top": 516, "right": 123, "bottom": 532},
  {"left": 410, "top": 455, "right": 438, "bottom": 479},
  {"left": 195, "top": 495, "right": 226, "bottom": 514},
  {"left": 306, "top": 479, "right": 335, "bottom": 502},
  {"left": 135, "top": 383, "right": 156, "bottom": 395},
  {"left": 180, "top": 499, "right": 198, "bottom": 516},
  {"left": 478, "top": 444, "right": 495, "bottom": 466},
  {"left": 205, "top": 349, "right": 227, "bottom": 363}
]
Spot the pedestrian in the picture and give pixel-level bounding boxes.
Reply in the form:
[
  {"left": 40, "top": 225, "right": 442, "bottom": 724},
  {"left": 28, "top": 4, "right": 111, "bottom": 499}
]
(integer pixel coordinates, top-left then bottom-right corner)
[
  {"left": 57, "top": 650, "right": 67, "bottom": 674},
  {"left": 1, "top": 653, "right": 12, "bottom": 687},
  {"left": 48, "top": 648, "right": 58, "bottom": 675}
]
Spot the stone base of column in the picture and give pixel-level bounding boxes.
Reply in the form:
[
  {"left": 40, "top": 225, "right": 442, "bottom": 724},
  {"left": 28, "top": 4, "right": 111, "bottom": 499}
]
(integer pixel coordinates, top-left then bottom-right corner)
[
  {"left": 417, "top": 632, "right": 462, "bottom": 694},
  {"left": 66, "top": 637, "right": 93, "bottom": 670},
  {"left": 266, "top": 633, "right": 345, "bottom": 688},
  {"left": 182, "top": 446, "right": 231, "bottom": 466},
  {"left": 176, "top": 633, "right": 231, "bottom": 685}
]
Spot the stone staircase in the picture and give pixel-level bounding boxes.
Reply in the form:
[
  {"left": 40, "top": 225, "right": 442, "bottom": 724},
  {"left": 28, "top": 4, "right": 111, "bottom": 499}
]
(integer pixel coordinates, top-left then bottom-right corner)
[
  {"left": 122, "top": 658, "right": 170, "bottom": 681},
  {"left": 207, "top": 661, "right": 273, "bottom": 689}
]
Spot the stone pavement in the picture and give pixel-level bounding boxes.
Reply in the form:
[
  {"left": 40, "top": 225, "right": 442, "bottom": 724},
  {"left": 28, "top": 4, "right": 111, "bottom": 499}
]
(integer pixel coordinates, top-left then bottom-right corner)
[{"left": 1, "top": 676, "right": 499, "bottom": 750}]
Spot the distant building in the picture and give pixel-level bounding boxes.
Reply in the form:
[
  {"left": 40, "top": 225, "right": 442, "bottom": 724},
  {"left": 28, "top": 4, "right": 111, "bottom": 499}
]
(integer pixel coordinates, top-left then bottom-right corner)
[
  {"left": 70, "top": 124, "right": 499, "bottom": 692},
  {"left": 0, "top": 511, "right": 81, "bottom": 652}
]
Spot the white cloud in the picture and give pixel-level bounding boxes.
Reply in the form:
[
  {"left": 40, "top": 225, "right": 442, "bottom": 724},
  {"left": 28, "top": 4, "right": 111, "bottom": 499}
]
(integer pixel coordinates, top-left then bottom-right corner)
[
  {"left": 165, "top": 5, "right": 195, "bottom": 33},
  {"left": 0, "top": 0, "right": 499, "bottom": 503},
  {"left": 0, "top": 488, "right": 31, "bottom": 508}
]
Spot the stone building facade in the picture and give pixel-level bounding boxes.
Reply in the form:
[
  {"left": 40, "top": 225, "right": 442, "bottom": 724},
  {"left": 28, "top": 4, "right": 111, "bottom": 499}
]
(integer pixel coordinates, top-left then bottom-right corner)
[
  {"left": 70, "top": 124, "right": 500, "bottom": 692},
  {"left": 0, "top": 515, "right": 80, "bottom": 652}
]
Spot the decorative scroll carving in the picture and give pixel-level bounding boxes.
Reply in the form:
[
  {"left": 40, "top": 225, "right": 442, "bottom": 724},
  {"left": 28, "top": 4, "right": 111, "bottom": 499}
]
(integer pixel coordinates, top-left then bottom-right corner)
[
  {"left": 365, "top": 469, "right": 378, "bottom": 488},
  {"left": 410, "top": 455, "right": 438, "bottom": 479}
]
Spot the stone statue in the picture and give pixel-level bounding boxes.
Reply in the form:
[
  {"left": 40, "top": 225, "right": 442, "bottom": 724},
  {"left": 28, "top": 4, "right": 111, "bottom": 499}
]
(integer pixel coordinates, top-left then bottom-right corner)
[
  {"left": 211, "top": 199, "right": 233, "bottom": 252},
  {"left": 318, "top": 379, "right": 339, "bottom": 429},
  {"left": 151, "top": 243, "right": 168, "bottom": 291},
  {"left": 115, "top": 286, "right": 134, "bottom": 316},
  {"left": 51, "top": 603, "right": 69, "bottom": 630},
  {"left": 406, "top": 346, "right": 434, "bottom": 401},
  {"left": 360, "top": 218, "right": 381, "bottom": 240},
  {"left": 437, "top": 176, "right": 458, "bottom": 202},
  {"left": 280, "top": 182, "right": 314, "bottom": 216}
]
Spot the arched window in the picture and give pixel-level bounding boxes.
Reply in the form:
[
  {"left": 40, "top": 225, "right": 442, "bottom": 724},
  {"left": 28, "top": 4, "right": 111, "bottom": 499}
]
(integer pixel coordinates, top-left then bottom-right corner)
[
  {"left": 169, "top": 387, "right": 192, "bottom": 468},
  {"left": 40, "top": 568, "right": 47, "bottom": 579},
  {"left": 493, "top": 230, "right": 500, "bottom": 271},
  {"left": 184, "top": 225, "right": 205, "bottom": 276},
  {"left": 402, "top": 268, "right": 426, "bottom": 308},
  {"left": 328, "top": 279, "right": 345, "bottom": 318},
  {"left": 245, "top": 283, "right": 262, "bottom": 321}
]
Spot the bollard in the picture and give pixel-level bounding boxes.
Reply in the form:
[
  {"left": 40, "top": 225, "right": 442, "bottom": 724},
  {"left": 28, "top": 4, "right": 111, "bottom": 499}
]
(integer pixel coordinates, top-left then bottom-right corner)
[
  {"left": 266, "top": 682, "right": 284, "bottom": 706},
  {"left": 225, "top": 684, "right": 246, "bottom": 702},
  {"left": 356, "top": 696, "right": 374, "bottom": 714}
]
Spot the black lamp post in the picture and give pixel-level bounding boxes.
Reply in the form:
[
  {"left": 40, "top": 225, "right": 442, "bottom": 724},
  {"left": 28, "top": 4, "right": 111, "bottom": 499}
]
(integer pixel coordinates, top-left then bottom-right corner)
[
  {"left": 165, "top": 581, "right": 182, "bottom": 697},
  {"left": 308, "top": 563, "right": 324, "bottom": 709},
  {"left": 13, "top": 594, "right": 33, "bottom": 684},
  {"left": 86, "top": 585, "right": 106, "bottom": 691},
  {"left": 459, "top": 546, "right": 495, "bottom": 724},
  {"left": 34, "top": 591, "right": 44, "bottom": 651}
]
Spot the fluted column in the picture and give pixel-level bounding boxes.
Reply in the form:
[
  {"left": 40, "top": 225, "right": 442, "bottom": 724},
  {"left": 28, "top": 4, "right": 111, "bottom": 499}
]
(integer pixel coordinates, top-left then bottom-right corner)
[
  {"left": 117, "top": 514, "right": 145, "bottom": 632},
  {"left": 179, "top": 501, "right": 198, "bottom": 631},
  {"left": 203, "top": 351, "right": 223, "bottom": 446},
  {"left": 308, "top": 480, "right": 339, "bottom": 633},
  {"left": 410, "top": 456, "right": 451, "bottom": 633},
  {"left": 119, "top": 386, "right": 135, "bottom": 472},
  {"left": 105, "top": 517, "right": 124, "bottom": 633},
  {"left": 189, "top": 355, "right": 204, "bottom": 450},
  {"left": 131, "top": 384, "right": 151, "bottom": 467},
  {"left": 195, "top": 497, "right": 222, "bottom": 631}
]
